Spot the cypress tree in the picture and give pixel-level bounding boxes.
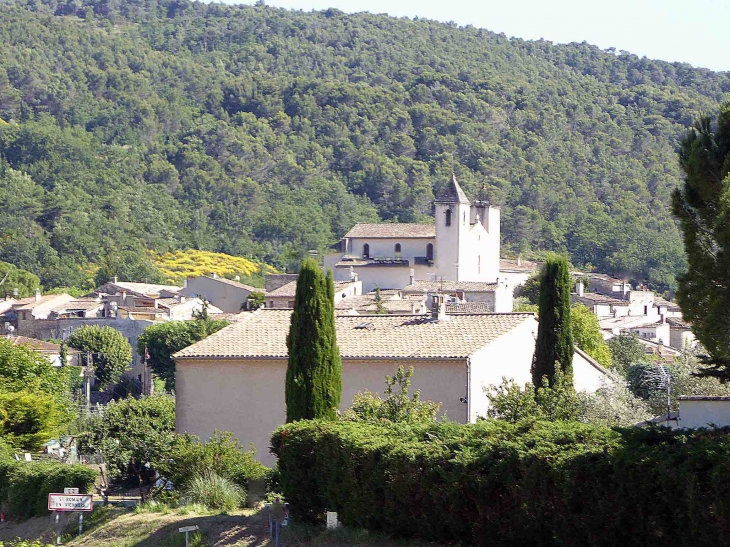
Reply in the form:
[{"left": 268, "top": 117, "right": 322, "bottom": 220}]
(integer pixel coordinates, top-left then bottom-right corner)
[
  {"left": 672, "top": 103, "right": 730, "bottom": 379},
  {"left": 285, "top": 258, "right": 342, "bottom": 422},
  {"left": 531, "top": 255, "right": 574, "bottom": 387}
]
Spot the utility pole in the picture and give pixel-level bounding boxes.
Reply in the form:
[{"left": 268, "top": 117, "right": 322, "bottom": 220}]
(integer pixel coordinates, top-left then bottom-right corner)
[{"left": 85, "top": 352, "right": 93, "bottom": 413}]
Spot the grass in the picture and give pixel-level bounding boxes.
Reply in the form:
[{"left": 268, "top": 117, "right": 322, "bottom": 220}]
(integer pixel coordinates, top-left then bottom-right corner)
[{"left": 1, "top": 504, "right": 453, "bottom": 547}]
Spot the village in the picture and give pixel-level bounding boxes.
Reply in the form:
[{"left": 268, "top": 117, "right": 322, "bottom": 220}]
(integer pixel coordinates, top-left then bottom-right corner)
[{"left": 0, "top": 0, "right": 729, "bottom": 544}]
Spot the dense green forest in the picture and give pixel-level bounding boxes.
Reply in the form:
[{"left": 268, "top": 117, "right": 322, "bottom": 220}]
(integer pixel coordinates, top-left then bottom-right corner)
[{"left": 0, "top": 0, "right": 728, "bottom": 291}]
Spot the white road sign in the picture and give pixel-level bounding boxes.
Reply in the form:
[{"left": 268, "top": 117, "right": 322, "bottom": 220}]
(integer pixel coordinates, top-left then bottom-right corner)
[
  {"left": 179, "top": 525, "right": 199, "bottom": 533},
  {"left": 64, "top": 487, "right": 79, "bottom": 494},
  {"left": 48, "top": 493, "right": 93, "bottom": 512}
]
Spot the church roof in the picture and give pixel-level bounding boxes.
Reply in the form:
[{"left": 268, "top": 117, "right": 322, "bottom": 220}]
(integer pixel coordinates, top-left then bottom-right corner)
[
  {"left": 434, "top": 174, "right": 470, "bottom": 204},
  {"left": 174, "top": 309, "right": 535, "bottom": 360},
  {"left": 344, "top": 223, "right": 435, "bottom": 239}
]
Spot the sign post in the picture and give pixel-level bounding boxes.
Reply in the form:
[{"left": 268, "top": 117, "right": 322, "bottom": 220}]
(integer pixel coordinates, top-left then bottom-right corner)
[
  {"left": 179, "top": 525, "right": 199, "bottom": 547},
  {"left": 48, "top": 493, "right": 94, "bottom": 542}
]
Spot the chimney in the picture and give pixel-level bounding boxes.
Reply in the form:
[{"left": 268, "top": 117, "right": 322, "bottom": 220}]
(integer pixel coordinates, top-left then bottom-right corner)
[
  {"left": 212, "top": 273, "right": 219, "bottom": 279},
  {"left": 12, "top": 288, "right": 18, "bottom": 298},
  {"left": 34, "top": 288, "right": 41, "bottom": 302},
  {"left": 411, "top": 302, "right": 416, "bottom": 314},
  {"left": 121, "top": 290, "right": 127, "bottom": 304},
  {"left": 431, "top": 295, "right": 449, "bottom": 321},
  {"left": 409, "top": 268, "right": 415, "bottom": 286},
  {"left": 517, "top": 254, "right": 522, "bottom": 266},
  {"left": 575, "top": 281, "right": 584, "bottom": 297},
  {"left": 179, "top": 296, "right": 186, "bottom": 304},
  {"left": 113, "top": 276, "right": 118, "bottom": 284}
]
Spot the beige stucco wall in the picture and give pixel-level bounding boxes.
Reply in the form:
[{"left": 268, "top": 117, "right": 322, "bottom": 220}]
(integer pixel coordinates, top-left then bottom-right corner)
[
  {"left": 176, "top": 357, "right": 467, "bottom": 466},
  {"left": 181, "top": 278, "right": 252, "bottom": 314}
]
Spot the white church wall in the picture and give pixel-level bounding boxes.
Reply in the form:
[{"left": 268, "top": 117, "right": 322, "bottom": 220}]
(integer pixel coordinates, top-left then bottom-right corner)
[{"left": 350, "top": 238, "right": 433, "bottom": 261}]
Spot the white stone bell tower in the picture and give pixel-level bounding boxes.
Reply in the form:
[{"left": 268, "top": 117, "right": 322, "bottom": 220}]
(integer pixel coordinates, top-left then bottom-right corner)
[{"left": 434, "top": 174, "right": 472, "bottom": 281}]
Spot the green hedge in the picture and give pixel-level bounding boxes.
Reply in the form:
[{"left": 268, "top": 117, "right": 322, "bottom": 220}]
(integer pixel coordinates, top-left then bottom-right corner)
[
  {"left": 0, "top": 459, "right": 97, "bottom": 520},
  {"left": 271, "top": 420, "right": 730, "bottom": 546}
]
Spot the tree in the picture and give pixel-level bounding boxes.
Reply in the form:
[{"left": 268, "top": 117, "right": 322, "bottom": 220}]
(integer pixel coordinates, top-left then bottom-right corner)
[
  {"left": 137, "top": 317, "right": 230, "bottom": 391},
  {"left": 77, "top": 394, "right": 176, "bottom": 500},
  {"left": 342, "top": 366, "right": 441, "bottom": 424},
  {"left": 0, "top": 261, "right": 41, "bottom": 298},
  {"left": 68, "top": 325, "right": 133, "bottom": 389},
  {"left": 532, "top": 256, "right": 574, "bottom": 387},
  {"left": 0, "top": 390, "right": 65, "bottom": 451},
  {"left": 285, "top": 259, "right": 342, "bottom": 422},
  {"left": 373, "top": 286, "right": 387, "bottom": 314},
  {"left": 672, "top": 102, "right": 730, "bottom": 380},
  {"left": 485, "top": 371, "right": 580, "bottom": 422},
  {"left": 607, "top": 333, "right": 647, "bottom": 374},
  {"left": 246, "top": 291, "right": 266, "bottom": 310},
  {"left": 0, "top": 337, "right": 77, "bottom": 397},
  {"left": 571, "top": 303, "right": 612, "bottom": 367}
]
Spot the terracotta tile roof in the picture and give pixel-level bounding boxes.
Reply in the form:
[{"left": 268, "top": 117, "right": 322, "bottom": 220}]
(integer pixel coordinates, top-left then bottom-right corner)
[
  {"left": 403, "top": 280, "right": 498, "bottom": 293},
  {"left": 174, "top": 309, "right": 535, "bottom": 360},
  {"left": 499, "top": 259, "right": 540, "bottom": 272},
  {"left": 269, "top": 281, "right": 358, "bottom": 299},
  {"left": 667, "top": 317, "right": 691, "bottom": 329},
  {"left": 56, "top": 300, "right": 104, "bottom": 311},
  {"left": 572, "top": 292, "right": 627, "bottom": 305},
  {"left": 344, "top": 223, "right": 435, "bottom": 239},
  {"left": 14, "top": 294, "right": 72, "bottom": 311},
  {"left": 105, "top": 282, "right": 181, "bottom": 297},
  {"left": 6, "top": 336, "right": 79, "bottom": 354},
  {"left": 446, "top": 302, "right": 491, "bottom": 314},
  {"left": 119, "top": 306, "right": 168, "bottom": 314}
]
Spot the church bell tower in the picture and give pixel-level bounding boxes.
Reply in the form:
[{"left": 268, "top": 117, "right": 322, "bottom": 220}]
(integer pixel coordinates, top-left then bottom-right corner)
[{"left": 434, "top": 174, "right": 471, "bottom": 281}]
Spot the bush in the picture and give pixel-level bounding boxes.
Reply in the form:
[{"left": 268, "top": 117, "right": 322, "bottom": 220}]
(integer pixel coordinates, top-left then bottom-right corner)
[
  {"left": 0, "top": 390, "right": 66, "bottom": 451},
  {"left": 341, "top": 366, "right": 441, "bottom": 425},
  {"left": 159, "top": 431, "right": 268, "bottom": 502},
  {"left": 0, "top": 461, "right": 96, "bottom": 520},
  {"left": 272, "top": 420, "right": 730, "bottom": 546},
  {"left": 183, "top": 471, "right": 244, "bottom": 511}
]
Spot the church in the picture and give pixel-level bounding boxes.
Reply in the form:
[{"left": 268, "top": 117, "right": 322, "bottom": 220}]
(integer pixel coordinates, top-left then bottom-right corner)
[{"left": 325, "top": 174, "right": 505, "bottom": 299}]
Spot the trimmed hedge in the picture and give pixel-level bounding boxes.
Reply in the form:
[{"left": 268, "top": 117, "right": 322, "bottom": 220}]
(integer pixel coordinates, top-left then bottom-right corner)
[
  {"left": 271, "top": 420, "right": 730, "bottom": 546},
  {"left": 0, "top": 459, "right": 97, "bottom": 520}
]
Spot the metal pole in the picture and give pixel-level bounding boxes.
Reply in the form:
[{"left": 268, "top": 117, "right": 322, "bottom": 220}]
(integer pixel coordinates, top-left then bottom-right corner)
[
  {"left": 85, "top": 352, "right": 92, "bottom": 412},
  {"left": 78, "top": 512, "right": 84, "bottom": 536},
  {"left": 275, "top": 520, "right": 281, "bottom": 547},
  {"left": 55, "top": 511, "right": 61, "bottom": 545},
  {"left": 185, "top": 530, "right": 189, "bottom": 547}
]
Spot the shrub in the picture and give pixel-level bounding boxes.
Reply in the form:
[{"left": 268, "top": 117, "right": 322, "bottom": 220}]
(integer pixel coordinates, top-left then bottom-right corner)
[
  {"left": 1, "top": 461, "right": 96, "bottom": 520},
  {"left": 183, "top": 470, "right": 244, "bottom": 511},
  {"left": 342, "top": 366, "right": 441, "bottom": 425},
  {"left": 272, "top": 420, "right": 730, "bottom": 546},
  {"left": 67, "top": 325, "right": 133, "bottom": 388},
  {"left": 159, "top": 431, "right": 268, "bottom": 496}
]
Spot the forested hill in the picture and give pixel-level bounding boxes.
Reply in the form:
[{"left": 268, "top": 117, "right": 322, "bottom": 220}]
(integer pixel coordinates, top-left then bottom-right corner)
[{"left": 0, "top": 0, "right": 728, "bottom": 291}]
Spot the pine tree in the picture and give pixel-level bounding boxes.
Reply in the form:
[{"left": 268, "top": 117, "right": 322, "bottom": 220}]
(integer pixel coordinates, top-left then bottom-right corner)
[
  {"left": 672, "top": 103, "right": 730, "bottom": 379},
  {"left": 285, "top": 259, "right": 342, "bottom": 422},
  {"left": 532, "top": 255, "right": 574, "bottom": 387}
]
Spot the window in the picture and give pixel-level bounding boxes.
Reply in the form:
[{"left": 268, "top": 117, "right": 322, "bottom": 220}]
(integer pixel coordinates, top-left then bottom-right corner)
[
  {"left": 426, "top": 243, "right": 434, "bottom": 260},
  {"left": 463, "top": 211, "right": 466, "bottom": 225},
  {"left": 394, "top": 243, "right": 401, "bottom": 256},
  {"left": 445, "top": 209, "right": 452, "bottom": 226},
  {"left": 363, "top": 243, "right": 370, "bottom": 258}
]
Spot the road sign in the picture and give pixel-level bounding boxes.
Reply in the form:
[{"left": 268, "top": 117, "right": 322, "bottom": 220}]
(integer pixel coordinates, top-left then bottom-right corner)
[
  {"left": 48, "top": 493, "right": 93, "bottom": 512},
  {"left": 179, "top": 525, "right": 199, "bottom": 533},
  {"left": 64, "top": 487, "right": 79, "bottom": 494}
]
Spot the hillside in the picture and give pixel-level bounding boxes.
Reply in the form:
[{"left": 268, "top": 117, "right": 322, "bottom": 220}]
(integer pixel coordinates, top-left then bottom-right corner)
[{"left": 0, "top": 0, "right": 728, "bottom": 290}]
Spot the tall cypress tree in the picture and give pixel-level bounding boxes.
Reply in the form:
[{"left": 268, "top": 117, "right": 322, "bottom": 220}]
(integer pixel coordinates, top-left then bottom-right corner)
[
  {"left": 672, "top": 103, "right": 730, "bottom": 379},
  {"left": 285, "top": 258, "right": 342, "bottom": 422},
  {"left": 531, "top": 255, "right": 574, "bottom": 387}
]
